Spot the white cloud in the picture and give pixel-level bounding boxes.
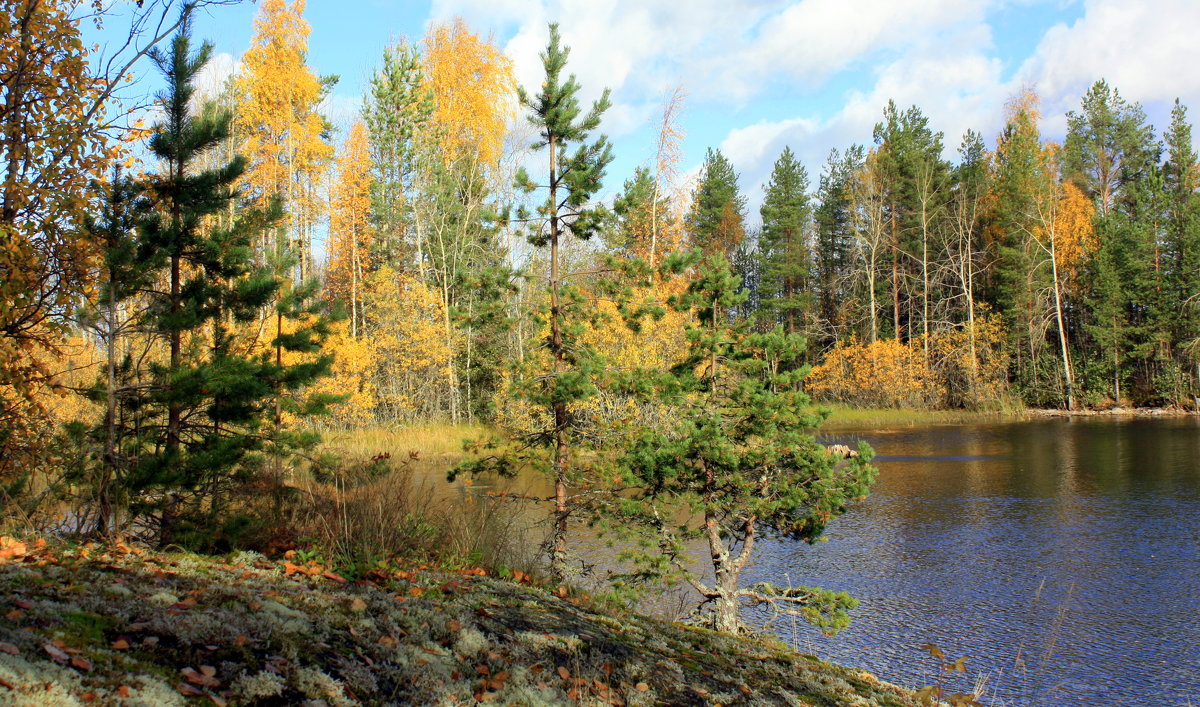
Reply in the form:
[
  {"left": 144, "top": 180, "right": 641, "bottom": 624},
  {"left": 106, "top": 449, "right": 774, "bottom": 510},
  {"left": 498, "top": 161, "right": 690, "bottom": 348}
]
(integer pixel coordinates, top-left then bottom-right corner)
[
  {"left": 430, "top": 0, "right": 996, "bottom": 137},
  {"left": 1018, "top": 0, "right": 1200, "bottom": 121}
]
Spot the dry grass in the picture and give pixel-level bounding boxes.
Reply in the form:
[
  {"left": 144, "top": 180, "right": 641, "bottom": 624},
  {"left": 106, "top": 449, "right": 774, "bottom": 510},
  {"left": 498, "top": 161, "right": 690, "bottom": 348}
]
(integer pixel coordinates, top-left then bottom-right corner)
[
  {"left": 318, "top": 424, "right": 492, "bottom": 461},
  {"left": 290, "top": 463, "right": 536, "bottom": 578},
  {"left": 819, "top": 405, "right": 1027, "bottom": 429}
]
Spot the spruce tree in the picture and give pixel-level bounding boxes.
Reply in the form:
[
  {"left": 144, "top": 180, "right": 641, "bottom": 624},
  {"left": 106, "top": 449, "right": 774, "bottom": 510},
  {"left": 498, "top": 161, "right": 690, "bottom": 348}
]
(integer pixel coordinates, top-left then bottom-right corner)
[
  {"left": 758, "top": 146, "right": 813, "bottom": 334},
  {"left": 615, "top": 254, "right": 876, "bottom": 634},
  {"left": 132, "top": 15, "right": 332, "bottom": 548}
]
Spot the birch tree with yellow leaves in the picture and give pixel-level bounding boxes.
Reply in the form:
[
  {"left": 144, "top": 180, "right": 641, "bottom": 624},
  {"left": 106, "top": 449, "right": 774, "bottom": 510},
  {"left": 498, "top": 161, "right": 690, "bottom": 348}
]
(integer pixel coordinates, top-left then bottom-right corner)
[
  {"left": 328, "top": 123, "right": 374, "bottom": 337},
  {"left": 236, "top": 0, "right": 333, "bottom": 278}
]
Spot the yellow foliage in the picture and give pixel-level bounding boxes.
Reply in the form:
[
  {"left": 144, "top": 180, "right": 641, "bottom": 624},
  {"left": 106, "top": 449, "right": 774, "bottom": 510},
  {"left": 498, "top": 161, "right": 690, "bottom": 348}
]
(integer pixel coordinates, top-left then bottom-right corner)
[
  {"left": 327, "top": 122, "right": 374, "bottom": 334},
  {"left": 808, "top": 313, "right": 1011, "bottom": 410},
  {"left": 421, "top": 17, "right": 515, "bottom": 167},
  {"left": 308, "top": 322, "right": 377, "bottom": 426},
  {"left": 1044, "top": 180, "right": 1097, "bottom": 284},
  {"left": 808, "top": 337, "right": 939, "bottom": 409},
  {"left": 235, "top": 0, "right": 332, "bottom": 222},
  {"left": 364, "top": 266, "right": 455, "bottom": 422}
]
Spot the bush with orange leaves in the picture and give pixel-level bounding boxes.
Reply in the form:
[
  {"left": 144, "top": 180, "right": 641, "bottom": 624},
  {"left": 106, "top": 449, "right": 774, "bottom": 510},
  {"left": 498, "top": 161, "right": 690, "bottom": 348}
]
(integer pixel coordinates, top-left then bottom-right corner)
[
  {"left": 808, "top": 337, "right": 939, "bottom": 409},
  {"left": 808, "top": 313, "right": 1010, "bottom": 410}
]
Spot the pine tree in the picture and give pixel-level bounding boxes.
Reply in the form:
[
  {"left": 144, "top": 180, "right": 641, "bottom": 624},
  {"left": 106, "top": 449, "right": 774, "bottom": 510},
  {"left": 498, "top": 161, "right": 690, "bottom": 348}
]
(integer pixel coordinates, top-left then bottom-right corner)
[
  {"left": 362, "top": 41, "right": 432, "bottom": 267},
  {"left": 1162, "top": 100, "right": 1200, "bottom": 406},
  {"left": 458, "top": 24, "right": 614, "bottom": 581},
  {"left": 758, "top": 146, "right": 813, "bottom": 334},
  {"left": 616, "top": 254, "right": 876, "bottom": 633},
  {"left": 687, "top": 148, "right": 746, "bottom": 259},
  {"left": 133, "top": 15, "right": 332, "bottom": 548},
  {"left": 813, "top": 146, "right": 863, "bottom": 343}
]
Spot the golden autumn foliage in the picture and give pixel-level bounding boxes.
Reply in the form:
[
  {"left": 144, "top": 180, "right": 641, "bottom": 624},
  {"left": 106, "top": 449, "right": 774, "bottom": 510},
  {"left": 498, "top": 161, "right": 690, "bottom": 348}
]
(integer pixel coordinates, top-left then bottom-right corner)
[
  {"left": 236, "top": 0, "right": 331, "bottom": 269},
  {"left": 1, "top": 0, "right": 111, "bottom": 420},
  {"left": 808, "top": 338, "right": 939, "bottom": 409},
  {"left": 364, "top": 266, "right": 454, "bottom": 422},
  {"left": 327, "top": 122, "right": 374, "bottom": 336},
  {"left": 308, "top": 322, "right": 378, "bottom": 426},
  {"left": 421, "top": 17, "right": 515, "bottom": 167},
  {"left": 1042, "top": 180, "right": 1097, "bottom": 285},
  {"left": 808, "top": 314, "right": 1010, "bottom": 409}
]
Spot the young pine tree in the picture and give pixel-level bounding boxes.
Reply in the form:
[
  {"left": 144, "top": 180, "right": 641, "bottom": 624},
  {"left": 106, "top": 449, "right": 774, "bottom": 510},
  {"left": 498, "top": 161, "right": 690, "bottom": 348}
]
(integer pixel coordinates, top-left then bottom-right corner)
[
  {"left": 133, "top": 16, "right": 332, "bottom": 548},
  {"left": 616, "top": 254, "right": 876, "bottom": 634},
  {"left": 456, "top": 23, "right": 613, "bottom": 582}
]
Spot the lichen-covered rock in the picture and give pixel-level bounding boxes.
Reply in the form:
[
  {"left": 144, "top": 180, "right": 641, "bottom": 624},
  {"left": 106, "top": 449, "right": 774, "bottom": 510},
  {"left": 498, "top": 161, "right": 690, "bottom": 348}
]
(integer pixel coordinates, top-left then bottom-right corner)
[{"left": 0, "top": 540, "right": 921, "bottom": 706}]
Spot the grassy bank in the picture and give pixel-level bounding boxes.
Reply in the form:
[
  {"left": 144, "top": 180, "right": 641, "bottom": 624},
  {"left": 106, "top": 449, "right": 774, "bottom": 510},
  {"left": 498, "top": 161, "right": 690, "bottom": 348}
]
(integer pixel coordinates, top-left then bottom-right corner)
[
  {"left": 0, "top": 538, "right": 922, "bottom": 706},
  {"left": 820, "top": 405, "right": 1027, "bottom": 429}
]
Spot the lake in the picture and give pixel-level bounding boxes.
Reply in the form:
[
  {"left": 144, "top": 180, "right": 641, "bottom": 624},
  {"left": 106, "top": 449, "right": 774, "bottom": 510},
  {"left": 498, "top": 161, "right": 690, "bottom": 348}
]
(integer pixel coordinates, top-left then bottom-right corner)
[{"left": 747, "top": 418, "right": 1200, "bottom": 706}]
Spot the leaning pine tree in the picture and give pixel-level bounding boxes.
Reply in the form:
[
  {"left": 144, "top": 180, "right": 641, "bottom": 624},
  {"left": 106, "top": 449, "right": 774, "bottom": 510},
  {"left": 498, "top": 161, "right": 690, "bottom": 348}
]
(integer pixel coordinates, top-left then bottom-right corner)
[
  {"left": 454, "top": 23, "right": 613, "bottom": 582},
  {"left": 132, "top": 14, "right": 333, "bottom": 548},
  {"left": 617, "top": 254, "right": 877, "bottom": 634}
]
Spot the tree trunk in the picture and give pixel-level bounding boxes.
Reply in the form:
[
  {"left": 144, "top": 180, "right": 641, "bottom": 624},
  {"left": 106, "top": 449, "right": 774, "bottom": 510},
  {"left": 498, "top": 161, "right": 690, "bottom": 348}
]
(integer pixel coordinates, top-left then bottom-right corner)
[{"left": 548, "top": 134, "right": 569, "bottom": 582}]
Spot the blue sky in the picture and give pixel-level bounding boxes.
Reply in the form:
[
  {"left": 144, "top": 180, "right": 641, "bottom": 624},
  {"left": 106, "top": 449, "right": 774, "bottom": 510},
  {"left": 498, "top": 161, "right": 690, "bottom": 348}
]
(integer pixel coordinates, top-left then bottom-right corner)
[{"left": 93, "top": 0, "right": 1200, "bottom": 225}]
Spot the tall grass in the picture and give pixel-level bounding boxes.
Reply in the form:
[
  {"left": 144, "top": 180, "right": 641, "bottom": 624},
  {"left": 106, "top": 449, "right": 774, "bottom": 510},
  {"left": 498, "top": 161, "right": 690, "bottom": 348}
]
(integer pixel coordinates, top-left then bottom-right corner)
[
  {"left": 820, "top": 404, "right": 1028, "bottom": 429},
  {"left": 318, "top": 423, "right": 491, "bottom": 459}
]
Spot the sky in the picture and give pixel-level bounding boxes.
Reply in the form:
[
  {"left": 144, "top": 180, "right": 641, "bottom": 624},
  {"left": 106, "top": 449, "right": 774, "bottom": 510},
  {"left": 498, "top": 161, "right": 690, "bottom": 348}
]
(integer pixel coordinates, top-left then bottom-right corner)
[{"left": 93, "top": 0, "right": 1200, "bottom": 226}]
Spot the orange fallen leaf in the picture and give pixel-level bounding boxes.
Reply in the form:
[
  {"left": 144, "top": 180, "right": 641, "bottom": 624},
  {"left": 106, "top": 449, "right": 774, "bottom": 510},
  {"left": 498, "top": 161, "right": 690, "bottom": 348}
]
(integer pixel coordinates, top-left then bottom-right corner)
[
  {"left": 111, "top": 639, "right": 130, "bottom": 650},
  {"left": 447, "top": 620, "right": 461, "bottom": 632},
  {"left": 116, "top": 686, "right": 131, "bottom": 698},
  {"left": 70, "top": 656, "right": 93, "bottom": 671},
  {"left": 176, "top": 682, "right": 204, "bottom": 697},
  {"left": 557, "top": 666, "right": 570, "bottom": 681},
  {"left": 636, "top": 682, "right": 650, "bottom": 692},
  {"left": 350, "top": 598, "right": 368, "bottom": 612}
]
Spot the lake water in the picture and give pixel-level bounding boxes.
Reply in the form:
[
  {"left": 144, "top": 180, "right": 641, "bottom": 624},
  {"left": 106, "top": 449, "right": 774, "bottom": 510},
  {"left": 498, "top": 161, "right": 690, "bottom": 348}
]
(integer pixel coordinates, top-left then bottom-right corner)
[{"left": 749, "top": 418, "right": 1200, "bottom": 706}]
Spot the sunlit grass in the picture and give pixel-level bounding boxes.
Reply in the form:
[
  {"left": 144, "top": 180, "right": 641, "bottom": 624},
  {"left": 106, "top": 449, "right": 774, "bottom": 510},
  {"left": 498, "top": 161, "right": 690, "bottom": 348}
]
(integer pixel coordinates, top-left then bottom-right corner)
[
  {"left": 318, "top": 423, "right": 493, "bottom": 459},
  {"left": 819, "top": 404, "right": 1028, "bottom": 429}
]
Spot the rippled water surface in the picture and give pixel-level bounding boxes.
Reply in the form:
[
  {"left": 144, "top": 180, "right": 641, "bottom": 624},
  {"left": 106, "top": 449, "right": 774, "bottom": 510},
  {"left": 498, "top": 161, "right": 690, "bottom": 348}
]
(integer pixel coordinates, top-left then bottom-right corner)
[{"left": 749, "top": 418, "right": 1200, "bottom": 706}]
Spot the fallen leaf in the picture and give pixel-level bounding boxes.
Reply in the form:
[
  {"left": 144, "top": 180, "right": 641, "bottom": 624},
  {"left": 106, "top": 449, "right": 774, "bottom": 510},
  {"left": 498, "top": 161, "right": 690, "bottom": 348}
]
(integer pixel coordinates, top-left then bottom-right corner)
[
  {"left": 558, "top": 666, "right": 570, "bottom": 681},
  {"left": 12, "top": 600, "right": 32, "bottom": 610},
  {"left": 234, "top": 634, "right": 248, "bottom": 646},
  {"left": 43, "top": 644, "right": 69, "bottom": 663},
  {"left": 447, "top": 621, "right": 461, "bottom": 632},
  {"left": 80, "top": 692, "right": 97, "bottom": 702},
  {"left": 116, "top": 686, "right": 131, "bottom": 698},
  {"left": 350, "top": 598, "right": 367, "bottom": 612},
  {"left": 70, "top": 656, "right": 93, "bottom": 671},
  {"left": 5, "top": 610, "right": 23, "bottom": 621},
  {"left": 0, "top": 643, "right": 18, "bottom": 655},
  {"left": 111, "top": 639, "right": 130, "bottom": 650},
  {"left": 636, "top": 682, "right": 650, "bottom": 692},
  {"left": 176, "top": 682, "right": 204, "bottom": 697}
]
